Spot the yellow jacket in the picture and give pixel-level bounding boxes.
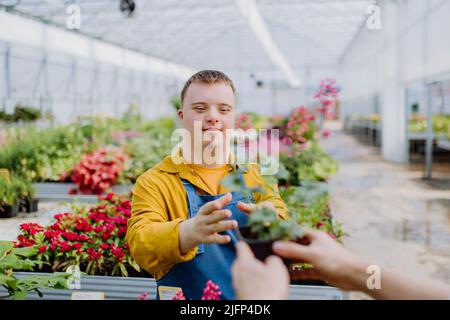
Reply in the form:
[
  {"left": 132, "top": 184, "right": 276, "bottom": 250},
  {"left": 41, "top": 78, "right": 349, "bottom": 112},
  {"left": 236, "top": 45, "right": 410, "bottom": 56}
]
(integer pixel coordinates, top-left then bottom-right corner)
[{"left": 126, "top": 154, "right": 288, "bottom": 280}]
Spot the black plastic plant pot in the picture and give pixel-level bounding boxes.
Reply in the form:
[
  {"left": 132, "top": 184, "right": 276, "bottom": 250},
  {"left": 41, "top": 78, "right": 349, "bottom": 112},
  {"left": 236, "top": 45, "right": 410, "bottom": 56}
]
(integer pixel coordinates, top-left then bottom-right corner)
[
  {"left": 237, "top": 226, "right": 292, "bottom": 267},
  {"left": 237, "top": 226, "right": 275, "bottom": 261},
  {"left": 290, "top": 279, "right": 328, "bottom": 286},
  {"left": 25, "top": 198, "right": 39, "bottom": 212},
  {"left": 0, "top": 204, "right": 19, "bottom": 218},
  {"left": 19, "top": 198, "right": 39, "bottom": 213},
  {"left": 237, "top": 226, "right": 328, "bottom": 286}
]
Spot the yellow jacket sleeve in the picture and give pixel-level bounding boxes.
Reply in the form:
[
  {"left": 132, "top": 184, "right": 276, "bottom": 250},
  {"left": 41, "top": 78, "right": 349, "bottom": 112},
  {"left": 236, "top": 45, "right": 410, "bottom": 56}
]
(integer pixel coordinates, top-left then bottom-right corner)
[{"left": 126, "top": 175, "right": 197, "bottom": 279}]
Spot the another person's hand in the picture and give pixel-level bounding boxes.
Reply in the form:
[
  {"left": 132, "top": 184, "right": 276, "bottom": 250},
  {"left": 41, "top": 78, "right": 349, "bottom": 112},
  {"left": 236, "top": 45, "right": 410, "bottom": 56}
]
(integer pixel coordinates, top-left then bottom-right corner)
[
  {"left": 273, "top": 228, "right": 450, "bottom": 300},
  {"left": 232, "top": 241, "right": 289, "bottom": 300},
  {"left": 179, "top": 193, "right": 238, "bottom": 254},
  {"left": 273, "top": 228, "right": 366, "bottom": 291},
  {"left": 237, "top": 201, "right": 275, "bottom": 214}
]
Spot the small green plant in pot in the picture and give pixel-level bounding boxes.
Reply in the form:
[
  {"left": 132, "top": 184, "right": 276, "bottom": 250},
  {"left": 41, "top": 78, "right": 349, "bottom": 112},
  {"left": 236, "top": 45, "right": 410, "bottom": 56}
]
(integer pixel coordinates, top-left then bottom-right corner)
[
  {"left": 13, "top": 175, "right": 38, "bottom": 213},
  {"left": 0, "top": 175, "right": 19, "bottom": 218},
  {"left": 237, "top": 206, "right": 305, "bottom": 263}
]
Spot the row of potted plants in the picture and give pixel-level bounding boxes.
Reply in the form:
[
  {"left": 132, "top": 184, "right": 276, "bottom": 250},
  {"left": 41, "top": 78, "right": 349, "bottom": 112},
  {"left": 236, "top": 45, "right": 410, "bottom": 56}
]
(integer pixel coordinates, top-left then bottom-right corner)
[
  {"left": 0, "top": 114, "right": 175, "bottom": 191},
  {"left": 0, "top": 104, "right": 47, "bottom": 123}
]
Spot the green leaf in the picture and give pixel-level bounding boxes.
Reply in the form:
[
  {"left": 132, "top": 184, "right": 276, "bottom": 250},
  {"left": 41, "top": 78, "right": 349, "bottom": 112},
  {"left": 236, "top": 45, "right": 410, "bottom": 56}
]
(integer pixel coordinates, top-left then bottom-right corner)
[
  {"left": 0, "top": 241, "right": 13, "bottom": 258},
  {"left": 12, "top": 246, "right": 38, "bottom": 258},
  {"left": 0, "top": 273, "right": 16, "bottom": 288},
  {"left": 119, "top": 263, "right": 128, "bottom": 277},
  {"left": 35, "top": 289, "right": 43, "bottom": 297},
  {"left": 13, "top": 289, "right": 27, "bottom": 300},
  {"left": 128, "top": 257, "right": 141, "bottom": 272}
]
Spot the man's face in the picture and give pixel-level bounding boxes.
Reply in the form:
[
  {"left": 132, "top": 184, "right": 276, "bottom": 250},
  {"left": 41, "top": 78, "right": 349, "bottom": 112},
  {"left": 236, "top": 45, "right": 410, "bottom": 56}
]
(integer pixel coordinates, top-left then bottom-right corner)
[{"left": 178, "top": 82, "right": 235, "bottom": 154}]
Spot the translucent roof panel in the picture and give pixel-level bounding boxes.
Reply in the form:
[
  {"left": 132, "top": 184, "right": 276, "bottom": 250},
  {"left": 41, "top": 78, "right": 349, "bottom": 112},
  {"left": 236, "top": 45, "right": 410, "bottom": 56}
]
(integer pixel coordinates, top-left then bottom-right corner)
[{"left": 3, "top": 0, "right": 375, "bottom": 81}]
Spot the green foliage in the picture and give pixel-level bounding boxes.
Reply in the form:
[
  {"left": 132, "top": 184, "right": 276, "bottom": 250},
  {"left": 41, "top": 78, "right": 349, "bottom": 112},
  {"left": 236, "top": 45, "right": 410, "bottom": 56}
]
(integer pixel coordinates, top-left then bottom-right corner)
[
  {"left": 245, "top": 112, "right": 268, "bottom": 130},
  {"left": 0, "top": 113, "right": 177, "bottom": 185},
  {"left": 0, "top": 104, "right": 42, "bottom": 122},
  {"left": 0, "top": 240, "right": 70, "bottom": 300},
  {"left": 121, "top": 119, "right": 175, "bottom": 182},
  {"left": 408, "top": 113, "right": 450, "bottom": 137},
  {"left": 279, "top": 182, "right": 346, "bottom": 242},
  {"left": 220, "top": 167, "right": 263, "bottom": 201},
  {"left": 280, "top": 143, "right": 338, "bottom": 185},
  {"left": 0, "top": 173, "right": 34, "bottom": 206},
  {"left": 0, "top": 176, "right": 19, "bottom": 206},
  {"left": 0, "top": 124, "right": 94, "bottom": 182},
  {"left": 11, "top": 173, "right": 35, "bottom": 201},
  {"left": 170, "top": 96, "right": 182, "bottom": 111},
  {"left": 247, "top": 207, "right": 305, "bottom": 241}
]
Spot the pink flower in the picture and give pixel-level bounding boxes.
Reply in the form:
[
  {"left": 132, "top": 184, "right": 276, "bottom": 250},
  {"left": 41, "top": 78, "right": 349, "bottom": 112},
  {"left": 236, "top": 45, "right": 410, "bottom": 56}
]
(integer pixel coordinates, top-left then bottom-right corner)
[
  {"left": 172, "top": 291, "right": 186, "bottom": 300},
  {"left": 201, "top": 280, "right": 222, "bottom": 300},
  {"left": 138, "top": 292, "right": 149, "bottom": 300},
  {"left": 322, "top": 130, "right": 331, "bottom": 138}
]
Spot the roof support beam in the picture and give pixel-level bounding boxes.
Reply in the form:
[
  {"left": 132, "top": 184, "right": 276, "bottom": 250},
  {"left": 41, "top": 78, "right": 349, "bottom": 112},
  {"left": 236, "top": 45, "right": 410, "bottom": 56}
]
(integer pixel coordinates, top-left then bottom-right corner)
[{"left": 235, "top": 0, "right": 301, "bottom": 88}]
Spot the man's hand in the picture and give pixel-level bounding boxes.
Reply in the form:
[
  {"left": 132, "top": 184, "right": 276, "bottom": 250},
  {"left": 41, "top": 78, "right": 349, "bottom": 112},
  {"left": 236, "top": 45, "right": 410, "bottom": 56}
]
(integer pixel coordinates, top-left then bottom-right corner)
[
  {"left": 237, "top": 201, "right": 275, "bottom": 215},
  {"left": 232, "top": 241, "right": 289, "bottom": 300},
  {"left": 179, "top": 193, "right": 238, "bottom": 254}
]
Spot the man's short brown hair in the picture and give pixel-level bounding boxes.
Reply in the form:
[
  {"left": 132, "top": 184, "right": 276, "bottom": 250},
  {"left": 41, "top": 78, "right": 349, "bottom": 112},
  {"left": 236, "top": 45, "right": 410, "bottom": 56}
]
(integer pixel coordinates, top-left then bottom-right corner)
[{"left": 181, "top": 70, "right": 236, "bottom": 103}]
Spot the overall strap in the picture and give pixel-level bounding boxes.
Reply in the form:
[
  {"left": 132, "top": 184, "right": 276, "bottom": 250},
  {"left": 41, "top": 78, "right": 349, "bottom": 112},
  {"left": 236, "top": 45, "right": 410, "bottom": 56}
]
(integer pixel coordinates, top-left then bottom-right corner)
[
  {"left": 238, "top": 172, "right": 255, "bottom": 203},
  {"left": 181, "top": 179, "right": 199, "bottom": 218}
]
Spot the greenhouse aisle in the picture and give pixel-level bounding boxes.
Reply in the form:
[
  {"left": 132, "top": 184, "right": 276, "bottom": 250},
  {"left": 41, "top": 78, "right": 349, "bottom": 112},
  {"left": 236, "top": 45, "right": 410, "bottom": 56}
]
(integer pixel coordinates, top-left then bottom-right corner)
[
  {"left": 0, "top": 202, "right": 69, "bottom": 241},
  {"left": 322, "top": 122, "right": 450, "bottom": 299}
]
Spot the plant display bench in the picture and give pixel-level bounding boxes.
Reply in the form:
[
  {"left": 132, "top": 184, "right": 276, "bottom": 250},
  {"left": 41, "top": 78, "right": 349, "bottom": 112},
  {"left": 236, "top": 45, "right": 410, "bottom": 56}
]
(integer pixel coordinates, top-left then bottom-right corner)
[
  {"left": 0, "top": 272, "right": 350, "bottom": 300},
  {"left": 34, "top": 183, "right": 133, "bottom": 203}
]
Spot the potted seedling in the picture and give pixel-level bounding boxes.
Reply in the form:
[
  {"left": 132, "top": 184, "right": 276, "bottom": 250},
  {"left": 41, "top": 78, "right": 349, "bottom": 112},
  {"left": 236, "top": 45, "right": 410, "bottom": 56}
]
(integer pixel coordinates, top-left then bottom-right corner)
[
  {"left": 15, "top": 175, "right": 38, "bottom": 213},
  {"left": 220, "top": 167, "right": 305, "bottom": 261},
  {"left": 237, "top": 206, "right": 305, "bottom": 262},
  {"left": 0, "top": 176, "right": 19, "bottom": 218}
]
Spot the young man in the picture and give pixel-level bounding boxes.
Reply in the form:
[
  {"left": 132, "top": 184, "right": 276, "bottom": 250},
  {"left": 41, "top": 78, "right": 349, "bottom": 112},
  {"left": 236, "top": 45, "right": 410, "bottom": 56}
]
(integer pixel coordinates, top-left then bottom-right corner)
[{"left": 126, "top": 70, "right": 288, "bottom": 300}]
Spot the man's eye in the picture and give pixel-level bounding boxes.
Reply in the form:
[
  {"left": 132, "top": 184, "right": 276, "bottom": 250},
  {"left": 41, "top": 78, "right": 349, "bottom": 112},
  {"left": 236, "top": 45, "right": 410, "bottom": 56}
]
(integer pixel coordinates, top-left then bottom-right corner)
[
  {"left": 220, "top": 108, "right": 230, "bottom": 112},
  {"left": 195, "top": 107, "right": 206, "bottom": 111}
]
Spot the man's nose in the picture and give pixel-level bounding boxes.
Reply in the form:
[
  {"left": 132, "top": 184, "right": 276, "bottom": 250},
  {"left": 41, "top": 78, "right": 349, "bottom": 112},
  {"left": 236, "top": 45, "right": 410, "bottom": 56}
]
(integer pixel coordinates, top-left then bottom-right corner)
[{"left": 206, "top": 109, "right": 220, "bottom": 124}]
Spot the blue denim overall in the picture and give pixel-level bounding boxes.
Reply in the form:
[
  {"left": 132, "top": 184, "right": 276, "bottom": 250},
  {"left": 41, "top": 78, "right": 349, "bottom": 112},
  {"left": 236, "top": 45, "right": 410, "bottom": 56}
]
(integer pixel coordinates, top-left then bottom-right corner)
[{"left": 156, "top": 174, "right": 253, "bottom": 300}]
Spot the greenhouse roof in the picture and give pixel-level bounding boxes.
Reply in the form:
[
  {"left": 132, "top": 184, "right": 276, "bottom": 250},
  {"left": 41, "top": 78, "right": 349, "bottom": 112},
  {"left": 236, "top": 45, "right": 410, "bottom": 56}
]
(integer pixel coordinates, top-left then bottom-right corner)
[{"left": 2, "top": 0, "right": 375, "bottom": 86}]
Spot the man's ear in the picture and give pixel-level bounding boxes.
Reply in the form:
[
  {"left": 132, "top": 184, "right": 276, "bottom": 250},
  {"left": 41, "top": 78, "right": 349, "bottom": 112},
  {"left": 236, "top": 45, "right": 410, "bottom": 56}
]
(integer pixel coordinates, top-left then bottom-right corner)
[{"left": 177, "top": 109, "right": 183, "bottom": 121}]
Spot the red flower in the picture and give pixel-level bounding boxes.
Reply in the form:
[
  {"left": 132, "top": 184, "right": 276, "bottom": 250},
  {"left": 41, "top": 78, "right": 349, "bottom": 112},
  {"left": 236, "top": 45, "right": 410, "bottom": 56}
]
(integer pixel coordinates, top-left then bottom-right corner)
[
  {"left": 60, "top": 241, "right": 72, "bottom": 252},
  {"left": 111, "top": 245, "right": 125, "bottom": 262},
  {"left": 70, "top": 147, "right": 128, "bottom": 195},
  {"left": 38, "top": 245, "right": 47, "bottom": 254},
  {"left": 102, "top": 232, "right": 112, "bottom": 240},
  {"left": 20, "top": 223, "right": 44, "bottom": 236},
  {"left": 86, "top": 248, "right": 103, "bottom": 260},
  {"left": 78, "top": 234, "right": 89, "bottom": 242},
  {"left": 118, "top": 226, "right": 127, "bottom": 238}
]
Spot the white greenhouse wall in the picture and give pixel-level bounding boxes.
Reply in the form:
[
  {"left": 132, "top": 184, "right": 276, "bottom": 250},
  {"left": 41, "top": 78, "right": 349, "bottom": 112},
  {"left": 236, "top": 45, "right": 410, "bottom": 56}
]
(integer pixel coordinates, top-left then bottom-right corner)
[
  {"left": 0, "top": 11, "right": 193, "bottom": 124},
  {"left": 338, "top": 0, "right": 450, "bottom": 162}
]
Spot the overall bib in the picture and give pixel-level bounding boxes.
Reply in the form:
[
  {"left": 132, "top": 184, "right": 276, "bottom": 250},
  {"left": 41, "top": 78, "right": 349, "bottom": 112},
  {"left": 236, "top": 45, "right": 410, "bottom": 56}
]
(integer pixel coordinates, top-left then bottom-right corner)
[{"left": 156, "top": 174, "right": 254, "bottom": 300}]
